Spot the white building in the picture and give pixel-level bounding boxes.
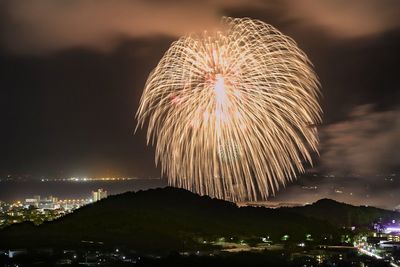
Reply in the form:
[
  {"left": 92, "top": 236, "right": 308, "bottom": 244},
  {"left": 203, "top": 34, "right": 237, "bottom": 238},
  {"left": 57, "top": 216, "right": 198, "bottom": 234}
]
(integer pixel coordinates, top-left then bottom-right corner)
[{"left": 92, "top": 189, "right": 107, "bottom": 202}]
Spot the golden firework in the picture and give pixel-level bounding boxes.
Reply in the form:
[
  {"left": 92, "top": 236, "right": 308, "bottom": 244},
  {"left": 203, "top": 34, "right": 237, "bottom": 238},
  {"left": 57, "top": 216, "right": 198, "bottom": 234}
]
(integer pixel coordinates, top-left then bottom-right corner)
[{"left": 136, "top": 17, "right": 322, "bottom": 202}]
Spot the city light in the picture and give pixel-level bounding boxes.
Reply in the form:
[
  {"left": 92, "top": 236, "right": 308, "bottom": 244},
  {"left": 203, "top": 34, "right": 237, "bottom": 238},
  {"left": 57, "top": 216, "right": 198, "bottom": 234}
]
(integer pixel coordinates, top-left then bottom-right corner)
[{"left": 0, "top": 189, "right": 107, "bottom": 228}]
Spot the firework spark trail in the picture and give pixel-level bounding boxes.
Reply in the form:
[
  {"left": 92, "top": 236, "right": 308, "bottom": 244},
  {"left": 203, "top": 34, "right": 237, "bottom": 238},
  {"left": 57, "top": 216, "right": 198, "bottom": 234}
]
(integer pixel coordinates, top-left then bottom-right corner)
[{"left": 136, "top": 17, "right": 322, "bottom": 202}]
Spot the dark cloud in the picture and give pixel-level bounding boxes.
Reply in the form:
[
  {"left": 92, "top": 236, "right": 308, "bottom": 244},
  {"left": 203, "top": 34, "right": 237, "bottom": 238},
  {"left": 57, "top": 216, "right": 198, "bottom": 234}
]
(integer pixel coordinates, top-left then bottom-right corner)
[{"left": 320, "top": 105, "right": 400, "bottom": 175}]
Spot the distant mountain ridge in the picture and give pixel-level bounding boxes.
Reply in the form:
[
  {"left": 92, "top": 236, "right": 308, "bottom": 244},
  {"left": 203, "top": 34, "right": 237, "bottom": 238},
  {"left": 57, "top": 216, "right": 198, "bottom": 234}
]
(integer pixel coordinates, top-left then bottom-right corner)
[
  {"left": 287, "top": 198, "right": 400, "bottom": 227},
  {"left": 0, "top": 187, "right": 398, "bottom": 252}
]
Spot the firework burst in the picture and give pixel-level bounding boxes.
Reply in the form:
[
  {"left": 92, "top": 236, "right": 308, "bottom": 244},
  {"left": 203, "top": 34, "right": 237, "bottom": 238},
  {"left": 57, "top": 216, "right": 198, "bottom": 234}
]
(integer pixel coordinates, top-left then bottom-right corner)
[{"left": 136, "top": 17, "right": 322, "bottom": 202}]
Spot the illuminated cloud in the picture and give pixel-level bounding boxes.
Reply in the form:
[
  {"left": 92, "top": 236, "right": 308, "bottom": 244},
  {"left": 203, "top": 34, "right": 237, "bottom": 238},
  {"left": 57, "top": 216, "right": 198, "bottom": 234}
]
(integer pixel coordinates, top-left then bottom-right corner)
[
  {"left": 1, "top": 0, "right": 400, "bottom": 54},
  {"left": 287, "top": 0, "right": 400, "bottom": 38},
  {"left": 0, "top": 0, "right": 260, "bottom": 54}
]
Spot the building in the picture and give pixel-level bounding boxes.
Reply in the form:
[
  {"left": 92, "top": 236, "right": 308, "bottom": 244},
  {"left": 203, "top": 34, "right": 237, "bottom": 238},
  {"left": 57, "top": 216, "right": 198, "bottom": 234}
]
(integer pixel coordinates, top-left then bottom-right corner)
[
  {"left": 24, "top": 195, "right": 59, "bottom": 210},
  {"left": 38, "top": 196, "right": 57, "bottom": 210},
  {"left": 92, "top": 189, "right": 107, "bottom": 202},
  {"left": 24, "top": 198, "right": 39, "bottom": 208}
]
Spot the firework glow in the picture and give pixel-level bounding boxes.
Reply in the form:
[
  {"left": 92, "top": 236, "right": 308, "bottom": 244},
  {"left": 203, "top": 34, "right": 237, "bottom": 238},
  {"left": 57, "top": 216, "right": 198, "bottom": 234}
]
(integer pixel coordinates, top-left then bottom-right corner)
[{"left": 136, "top": 17, "right": 322, "bottom": 202}]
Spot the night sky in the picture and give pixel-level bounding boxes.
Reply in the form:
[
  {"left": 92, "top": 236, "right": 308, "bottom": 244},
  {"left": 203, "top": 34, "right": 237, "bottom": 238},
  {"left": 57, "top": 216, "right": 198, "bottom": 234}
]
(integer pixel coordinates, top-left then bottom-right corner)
[{"left": 0, "top": 1, "right": 399, "bottom": 207}]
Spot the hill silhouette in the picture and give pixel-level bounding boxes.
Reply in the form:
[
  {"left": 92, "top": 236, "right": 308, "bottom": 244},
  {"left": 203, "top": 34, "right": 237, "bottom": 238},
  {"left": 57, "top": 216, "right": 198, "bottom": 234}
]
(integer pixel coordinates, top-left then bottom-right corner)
[
  {"left": 0, "top": 187, "right": 398, "bottom": 252},
  {"left": 286, "top": 198, "right": 400, "bottom": 227}
]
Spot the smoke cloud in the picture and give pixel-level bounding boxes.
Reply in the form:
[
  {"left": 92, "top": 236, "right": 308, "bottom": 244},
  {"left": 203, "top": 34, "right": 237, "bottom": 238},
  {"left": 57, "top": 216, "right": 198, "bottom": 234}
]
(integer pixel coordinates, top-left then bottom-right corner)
[{"left": 320, "top": 105, "right": 400, "bottom": 175}]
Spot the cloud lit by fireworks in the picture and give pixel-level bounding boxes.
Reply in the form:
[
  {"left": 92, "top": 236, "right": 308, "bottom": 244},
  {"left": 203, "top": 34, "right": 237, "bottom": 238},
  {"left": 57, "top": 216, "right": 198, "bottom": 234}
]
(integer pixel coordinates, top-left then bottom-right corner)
[{"left": 136, "top": 17, "right": 321, "bottom": 202}]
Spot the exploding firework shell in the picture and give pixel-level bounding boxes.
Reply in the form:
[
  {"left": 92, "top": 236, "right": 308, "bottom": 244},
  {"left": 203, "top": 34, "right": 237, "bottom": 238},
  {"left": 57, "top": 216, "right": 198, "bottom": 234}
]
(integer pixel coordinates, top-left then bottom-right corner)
[
  {"left": 218, "top": 143, "right": 241, "bottom": 162},
  {"left": 136, "top": 17, "right": 322, "bottom": 202}
]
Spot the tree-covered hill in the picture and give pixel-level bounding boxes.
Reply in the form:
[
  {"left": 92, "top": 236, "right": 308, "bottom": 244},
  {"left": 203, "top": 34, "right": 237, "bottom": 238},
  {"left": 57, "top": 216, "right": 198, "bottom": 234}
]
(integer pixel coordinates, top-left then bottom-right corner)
[{"left": 0, "top": 187, "right": 397, "bottom": 252}]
